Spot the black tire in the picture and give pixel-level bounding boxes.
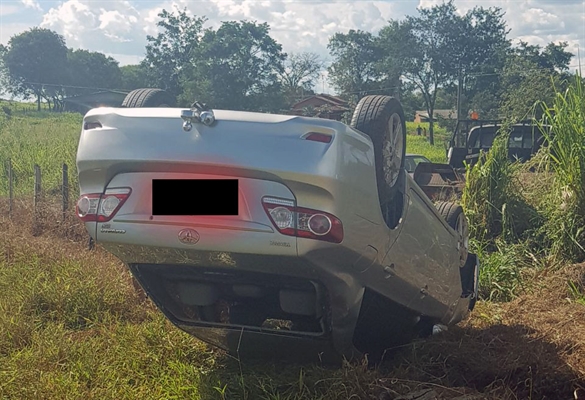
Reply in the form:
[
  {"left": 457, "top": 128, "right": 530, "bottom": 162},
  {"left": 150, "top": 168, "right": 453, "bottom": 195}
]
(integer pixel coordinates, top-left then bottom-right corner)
[
  {"left": 350, "top": 95, "right": 407, "bottom": 207},
  {"left": 436, "top": 201, "right": 469, "bottom": 266},
  {"left": 352, "top": 288, "right": 419, "bottom": 364},
  {"left": 468, "top": 256, "right": 480, "bottom": 311},
  {"left": 121, "top": 88, "right": 176, "bottom": 108}
]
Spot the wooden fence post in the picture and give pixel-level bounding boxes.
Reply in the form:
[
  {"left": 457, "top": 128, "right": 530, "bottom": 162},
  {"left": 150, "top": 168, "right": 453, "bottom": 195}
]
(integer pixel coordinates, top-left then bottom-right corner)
[
  {"left": 62, "top": 163, "right": 69, "bottom": 220},
  {"left": 33, "top": 164, "right": 41, "bottom": 235},
  {"left": 8, "top": 159, "right": 13, "bottom": 219}
]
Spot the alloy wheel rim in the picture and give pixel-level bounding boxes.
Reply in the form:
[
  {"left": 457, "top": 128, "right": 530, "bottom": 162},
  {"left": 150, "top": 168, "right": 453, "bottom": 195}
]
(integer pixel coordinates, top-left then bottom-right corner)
[{"left": 383, "top": 113, "right": 404, "bottom": 187}]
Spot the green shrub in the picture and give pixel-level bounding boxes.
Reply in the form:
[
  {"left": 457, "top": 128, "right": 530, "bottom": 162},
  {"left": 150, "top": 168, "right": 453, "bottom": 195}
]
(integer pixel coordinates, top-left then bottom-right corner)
[{"left": 461, "top": 126, "right": 540, "bottom": 246}]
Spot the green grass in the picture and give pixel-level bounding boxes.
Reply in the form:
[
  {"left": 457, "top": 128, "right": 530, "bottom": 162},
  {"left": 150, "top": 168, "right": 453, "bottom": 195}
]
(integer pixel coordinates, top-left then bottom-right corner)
[
  {"left": 0, "top": 111, "right": 82, "bottom": 197},
  {"left": 458, "top": 76, "right": 585, "bottom": 301},
  {"left": 405, "top": 121, "right": 450, "bottom": 142},
  {"left": 568, "top": 280, "right": 585, "bottom": 306},
  {"left": 537, "top": 75, "right": 585, "bottom": 262},
  {"left": 405, "top": 121, "right": 451, "bottom": 163},
  {"left": 405, "top": 134, "right": 447, "bottom": 163},
  {"left": 0, "top": 98, "right": 51, "bottom": 113}
]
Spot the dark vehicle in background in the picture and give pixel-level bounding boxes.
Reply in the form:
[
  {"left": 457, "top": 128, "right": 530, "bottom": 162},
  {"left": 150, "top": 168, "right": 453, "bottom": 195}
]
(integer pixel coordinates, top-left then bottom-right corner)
[{"left": 446, "top": 119, "right": 550, "bottom": 169}]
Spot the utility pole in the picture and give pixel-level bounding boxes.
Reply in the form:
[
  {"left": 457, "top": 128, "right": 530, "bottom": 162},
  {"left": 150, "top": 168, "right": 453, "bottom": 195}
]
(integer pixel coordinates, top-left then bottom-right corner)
[{"left": 456, "top": 62, "right": 463, "bottom": 121}]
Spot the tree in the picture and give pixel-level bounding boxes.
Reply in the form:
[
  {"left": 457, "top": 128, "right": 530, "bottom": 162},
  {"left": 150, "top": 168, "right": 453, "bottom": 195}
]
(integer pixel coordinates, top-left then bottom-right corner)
[
  {"left": 142, "top": 8, "right": 207, "bottom": 97},
  {"left": 327, "top": 30, "right": 386, "bottom": 102},
  {"left": 184, "top": 20, "right": 286, "bottom": 112},
  {"left": 499, "top": 55, "right": 566, "bottom": 121},
  {"left": 466, "top": 40, "right": 572, "bottom": 120},
  {"left": 380, "top": 1, "right": 510, "bottom": 144},
  {"left": 514, "top": 40, "right": 573, "bottom": 72},
  {"left": 448, "top": 6, "right": 510, "bottom": 121},
  {"left": 3, "top": 28, "right": 68, "bottom": 110},
  {"left": 120, "top": 65, "right": 151, "bottom": 91},
  {"left": 66, "top": 49, "right": 122, "bottom": 96},
  {"left": 279, "top": 52, "right": 323, "bottom": 104},
  {"left": 397, "top": 81, "right": 425, "bottom": 121}
]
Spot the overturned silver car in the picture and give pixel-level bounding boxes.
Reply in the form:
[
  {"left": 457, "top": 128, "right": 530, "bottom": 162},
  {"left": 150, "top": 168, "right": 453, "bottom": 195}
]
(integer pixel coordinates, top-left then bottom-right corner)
[{"left": 75, "top": 89, "right": 479, "bottom": 363}]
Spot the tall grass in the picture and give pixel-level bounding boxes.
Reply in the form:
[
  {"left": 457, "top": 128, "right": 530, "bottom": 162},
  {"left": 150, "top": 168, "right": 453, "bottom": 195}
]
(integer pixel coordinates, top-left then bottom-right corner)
[
  {"left": 461, "top": 76, "right": 585, "bottom": 299},
  {"left": 537, "top": 75, "right": 585, "bottom": 262},
  {"left": 460, "top": 123, "right": 547, "bottom": 300},
  {"left": 0, "top": 112, "right": 82, "bottom": 197},
  {"left": 461, "top": 126, "right": 539, "bottom": 245}
]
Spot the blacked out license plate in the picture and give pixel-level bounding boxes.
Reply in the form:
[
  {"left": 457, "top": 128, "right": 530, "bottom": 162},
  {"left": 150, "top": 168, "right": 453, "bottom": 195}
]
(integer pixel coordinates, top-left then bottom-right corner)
[{"left": 152, "top": 179, "right": 238, "bottom": 216}]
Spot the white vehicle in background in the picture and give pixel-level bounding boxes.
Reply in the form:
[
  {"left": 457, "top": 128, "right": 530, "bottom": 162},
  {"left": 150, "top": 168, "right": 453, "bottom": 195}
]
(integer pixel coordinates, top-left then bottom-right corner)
[{"left": 405, "top": 154, "right": 432, "bottom": 173}]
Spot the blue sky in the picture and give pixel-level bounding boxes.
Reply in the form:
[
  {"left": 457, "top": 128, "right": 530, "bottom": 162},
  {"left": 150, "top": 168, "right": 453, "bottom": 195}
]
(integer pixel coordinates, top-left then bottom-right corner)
[{"left": 1, "top": 0, "right": 584, "bottom": 91}]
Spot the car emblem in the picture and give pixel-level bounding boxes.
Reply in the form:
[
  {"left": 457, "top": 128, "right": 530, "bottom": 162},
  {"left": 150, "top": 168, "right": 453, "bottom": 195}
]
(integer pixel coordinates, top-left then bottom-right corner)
[{"left": 178, "top": 228, "right": 200, "bottom": 245}]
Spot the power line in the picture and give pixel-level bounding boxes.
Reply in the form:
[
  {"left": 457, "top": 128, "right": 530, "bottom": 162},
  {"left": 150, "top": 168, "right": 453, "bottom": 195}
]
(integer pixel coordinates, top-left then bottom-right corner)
[{"left": 21, "top": 81, "right": 131, "bottom": 93}]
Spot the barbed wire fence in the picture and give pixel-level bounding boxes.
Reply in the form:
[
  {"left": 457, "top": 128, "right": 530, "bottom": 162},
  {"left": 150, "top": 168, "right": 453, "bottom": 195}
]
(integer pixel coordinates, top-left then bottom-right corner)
[{"left": 3, "top": 159, "right": 93, "bottom": 249}]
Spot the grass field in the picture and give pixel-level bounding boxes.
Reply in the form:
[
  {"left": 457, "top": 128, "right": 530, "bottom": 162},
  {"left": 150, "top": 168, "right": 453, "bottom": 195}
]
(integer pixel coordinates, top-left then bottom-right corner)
[{"left": 0, "top": 110, "right": 82, "bottom": 197}]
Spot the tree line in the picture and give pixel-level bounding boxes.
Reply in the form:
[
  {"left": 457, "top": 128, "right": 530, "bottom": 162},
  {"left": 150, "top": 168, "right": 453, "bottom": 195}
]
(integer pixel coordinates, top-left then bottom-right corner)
[{"left": 0, "top": 0, "right": 577, "bottom": 144}]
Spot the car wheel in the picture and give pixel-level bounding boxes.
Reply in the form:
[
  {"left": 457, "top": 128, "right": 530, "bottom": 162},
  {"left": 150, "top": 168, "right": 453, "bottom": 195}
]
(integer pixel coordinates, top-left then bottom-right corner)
[
  {"left": 350, "top": 95, "right": 406, "bottom": 211},
  {"left": 121, "top": 88, "right": 176, "bottom": 108},
  {"left": 436, "top": 202, "right": 469, "bottom": 267}
]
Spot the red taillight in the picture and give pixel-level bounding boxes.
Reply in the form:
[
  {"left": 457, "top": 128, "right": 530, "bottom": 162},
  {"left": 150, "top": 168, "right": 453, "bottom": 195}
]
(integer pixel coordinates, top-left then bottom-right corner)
[
  {"left": 76, "top": 188, "right": 131, "bottom": 222},
  {"left": 262, "top": 197, "right": 343, "bottom": 243},
  {"left": 303, "top": 132, "right": 333, "bottom": 143}
]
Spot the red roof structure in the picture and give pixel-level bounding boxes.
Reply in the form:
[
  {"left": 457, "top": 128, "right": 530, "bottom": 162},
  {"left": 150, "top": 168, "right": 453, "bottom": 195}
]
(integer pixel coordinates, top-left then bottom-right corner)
[{"left": 290, "top": 94, "right": 351, "bottom": 121}]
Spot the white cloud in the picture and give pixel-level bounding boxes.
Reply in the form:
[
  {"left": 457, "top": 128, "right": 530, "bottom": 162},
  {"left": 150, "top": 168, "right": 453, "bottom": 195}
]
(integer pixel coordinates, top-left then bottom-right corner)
[
  {"left": 21, "top": 0, "right": 41, "bottom": 11},
  {"left": 104, "top": 52, "right": 143, "bottom": 66},
  {"left": 41, "top": 0, "right": 96, "bottom": 43},
  {"left": 418, "top": 0, "right": 442, "bottom": 8},
  {"left": 40, "top": 0, "right": 144, "bottom": 54},
  {"left": 143, "top": 7, "right": 165, "bottom": 36}
]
